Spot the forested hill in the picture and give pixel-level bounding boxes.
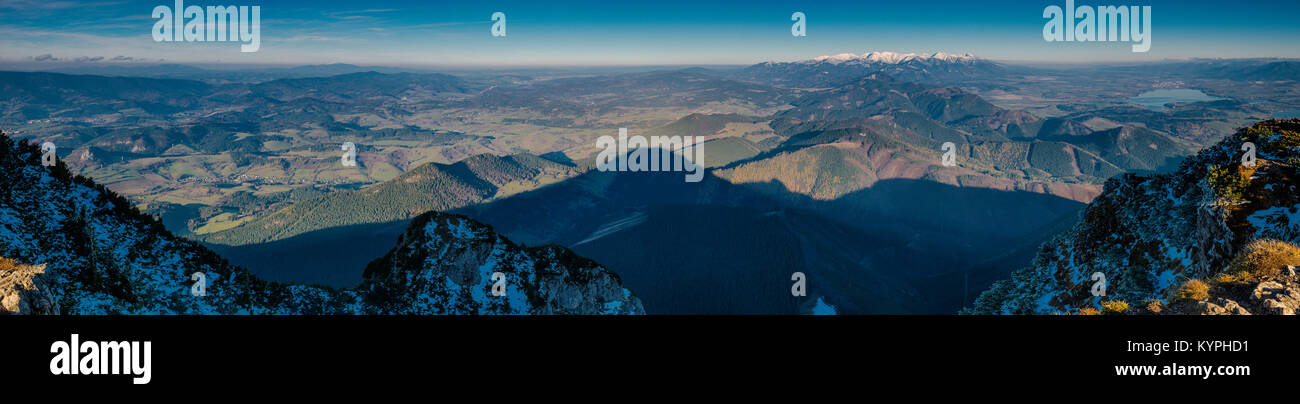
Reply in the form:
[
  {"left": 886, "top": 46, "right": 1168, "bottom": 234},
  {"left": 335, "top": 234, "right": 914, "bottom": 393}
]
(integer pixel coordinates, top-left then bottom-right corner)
[{"left": 200, "top": 152, "right": 577, "bottom": 246}]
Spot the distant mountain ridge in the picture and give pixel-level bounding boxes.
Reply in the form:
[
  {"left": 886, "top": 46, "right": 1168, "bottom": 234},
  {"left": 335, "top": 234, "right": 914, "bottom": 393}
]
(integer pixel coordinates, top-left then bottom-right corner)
[
  {"left": 1228, "top": 61, "right": 1300, "bottom": 82},
  {"left": 42, "top": 63, "right": 422, "bottom": 82},
  {"left": 765, "top": 74, "right": 1195, "bottom": 191},
  {"left": 0, "top": 69, "right": 474, "bottom": 123}
]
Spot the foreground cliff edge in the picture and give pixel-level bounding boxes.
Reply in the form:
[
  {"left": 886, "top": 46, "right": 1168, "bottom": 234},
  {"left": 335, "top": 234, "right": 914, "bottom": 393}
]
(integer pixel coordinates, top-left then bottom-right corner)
[
  {"left": 0, "top": 130, "right": 644, "bottom": 315},
  {"left": 970, "top": 119, "right": 1300, "bottom": 315}
]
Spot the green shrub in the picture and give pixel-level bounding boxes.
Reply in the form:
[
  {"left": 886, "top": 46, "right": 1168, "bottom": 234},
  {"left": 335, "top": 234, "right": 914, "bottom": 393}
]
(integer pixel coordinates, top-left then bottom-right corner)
[{"left": 1206, "top": 164, "right": 1249, "bottom": 205}]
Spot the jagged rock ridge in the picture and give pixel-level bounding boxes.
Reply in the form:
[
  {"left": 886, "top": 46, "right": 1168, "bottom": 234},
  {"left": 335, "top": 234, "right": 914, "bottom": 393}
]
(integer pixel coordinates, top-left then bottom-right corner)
[{"left": 363, "top": 212, "right": 643, "bottom": 314}]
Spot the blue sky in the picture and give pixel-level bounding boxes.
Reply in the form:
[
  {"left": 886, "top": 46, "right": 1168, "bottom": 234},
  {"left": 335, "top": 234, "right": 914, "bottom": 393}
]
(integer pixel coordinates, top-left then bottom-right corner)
[{"left": 2, "top": 0, "right": 1299, "bottom": 66}]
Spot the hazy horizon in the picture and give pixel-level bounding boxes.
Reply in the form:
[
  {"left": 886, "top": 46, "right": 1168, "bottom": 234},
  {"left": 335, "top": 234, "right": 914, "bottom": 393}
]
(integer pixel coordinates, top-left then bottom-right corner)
[{"left": 3, "top": 0, "right": 1299, "bottom": 67}]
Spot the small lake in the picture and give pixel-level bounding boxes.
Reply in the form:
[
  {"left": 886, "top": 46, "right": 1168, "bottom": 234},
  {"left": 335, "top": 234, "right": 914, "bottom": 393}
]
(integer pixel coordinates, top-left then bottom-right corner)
[{"left": 1126, "top": 89, "right": 1226, "bottom": 109}]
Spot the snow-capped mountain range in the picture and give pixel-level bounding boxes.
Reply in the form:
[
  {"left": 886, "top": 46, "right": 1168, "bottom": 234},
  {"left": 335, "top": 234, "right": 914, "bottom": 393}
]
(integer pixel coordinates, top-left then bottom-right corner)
[
  {"left": 802, "top": 51, "right": 983, "bottom": 65},
  {"left": 740, "top": 50, "right": 1003, "bottom": 87}
]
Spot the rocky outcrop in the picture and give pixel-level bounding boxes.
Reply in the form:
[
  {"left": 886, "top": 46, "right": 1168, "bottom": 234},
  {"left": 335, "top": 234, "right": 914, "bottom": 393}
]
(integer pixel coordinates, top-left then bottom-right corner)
[
  {"left": 969, "top": 119, "right": 1300, "bottom": 315},
  {"left": 363, "top": 212, "right": 644, "bottom": 314},
  {"left": 1250, "top": 279, "right": 1300, "bottom": 314},
  {"left": 1183, "top": 297, "right": 1252, "bottom": 315},
  {"left": 0, "top": 258, "right": 53, "bottom": 314},
  {"left": 1162, "top": 271, "right": 1300, "bottom": 315}
]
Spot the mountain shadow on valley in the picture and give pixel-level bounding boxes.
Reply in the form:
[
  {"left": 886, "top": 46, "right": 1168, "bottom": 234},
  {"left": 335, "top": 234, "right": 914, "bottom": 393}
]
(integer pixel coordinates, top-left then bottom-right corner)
[{"left": 215, "top": 159, "right": 1085, "bottom": 314}]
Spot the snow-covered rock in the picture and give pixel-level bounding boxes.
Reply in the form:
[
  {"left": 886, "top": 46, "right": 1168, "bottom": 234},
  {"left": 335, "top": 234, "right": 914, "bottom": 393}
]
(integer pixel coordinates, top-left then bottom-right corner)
[
  {"left": 806, "top": 51, "right": 982, "bottom": 65},
  {"left": 361, "top": 211, "right": 644, "bottom": 314}
]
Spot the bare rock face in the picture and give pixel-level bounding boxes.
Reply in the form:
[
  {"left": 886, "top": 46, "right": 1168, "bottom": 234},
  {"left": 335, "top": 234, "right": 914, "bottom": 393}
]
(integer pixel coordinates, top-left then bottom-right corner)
[
  {"left": 1184, "top": 298, "right": 1252, "bottom": 315},
  {"left": 1251, "top": 280, "right": 1300, "bottom": 315},
  {"left": 0, "top": 258, "right": 54, "bottom": 314}
]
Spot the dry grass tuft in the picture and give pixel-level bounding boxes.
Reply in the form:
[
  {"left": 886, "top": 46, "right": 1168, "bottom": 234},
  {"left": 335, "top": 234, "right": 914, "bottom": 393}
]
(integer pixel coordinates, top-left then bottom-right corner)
[
  {"left": 1174, "top": 279, "right": 1211, "bottom": 301},
  {"left": 1101, "top": 300, "right": 1130, "bottom": 314},
  {"left": 1218, "top": 239, "right": 1300, "bottom": 284}
]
